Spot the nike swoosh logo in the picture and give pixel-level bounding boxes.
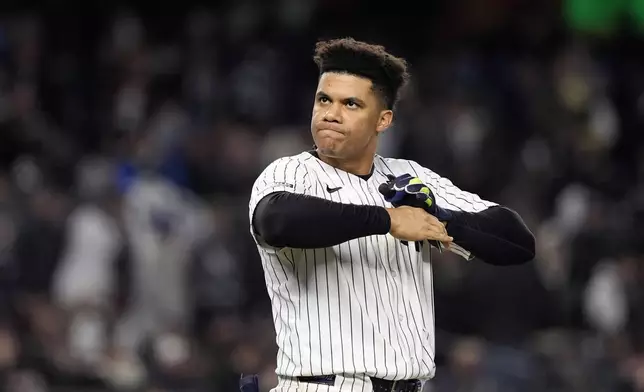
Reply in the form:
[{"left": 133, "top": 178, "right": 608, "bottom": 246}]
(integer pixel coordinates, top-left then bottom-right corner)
[{"left": 326, "top": 185, "right": 342, "bottom": 193}]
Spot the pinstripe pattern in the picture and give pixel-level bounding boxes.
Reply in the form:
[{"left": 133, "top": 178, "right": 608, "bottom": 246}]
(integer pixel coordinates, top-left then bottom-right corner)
[{"left": 248, "top": 152, "right": 496, "bottom": 385}]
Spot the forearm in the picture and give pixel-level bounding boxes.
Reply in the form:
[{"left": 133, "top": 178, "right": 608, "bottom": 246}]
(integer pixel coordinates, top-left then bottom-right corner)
[
  {"left": 252, "top": 192, "right": 391, "bottom": 248},
  {"left": 447, "top": 206, "right": 535, "bottom": 265}
]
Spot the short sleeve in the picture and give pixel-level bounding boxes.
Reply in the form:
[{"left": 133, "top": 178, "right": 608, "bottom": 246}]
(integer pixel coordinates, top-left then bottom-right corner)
[
  {"left": 408, "top": 161, "right": 498, "bottom": 260},
  {"left": 409, "top": 161, "right": 497, "bottom": 213},
  {"left": 248, "top": 156, "right": 311, "bottom": 236}
]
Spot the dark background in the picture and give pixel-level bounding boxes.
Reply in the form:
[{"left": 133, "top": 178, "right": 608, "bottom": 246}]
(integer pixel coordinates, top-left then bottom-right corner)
[{"left": 1, "top": 0, "right": 644, "bottom": 391}]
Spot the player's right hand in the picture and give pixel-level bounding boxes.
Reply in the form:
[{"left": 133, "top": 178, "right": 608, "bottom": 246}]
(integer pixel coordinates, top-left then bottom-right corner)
[{"left": 386, "top": 206, "right": 453, "bottom": 243}]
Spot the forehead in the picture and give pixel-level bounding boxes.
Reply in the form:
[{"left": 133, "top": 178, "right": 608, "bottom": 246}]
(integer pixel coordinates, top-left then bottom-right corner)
[{"left": 317, "top": 72, "right": 375, "bottom": 99}]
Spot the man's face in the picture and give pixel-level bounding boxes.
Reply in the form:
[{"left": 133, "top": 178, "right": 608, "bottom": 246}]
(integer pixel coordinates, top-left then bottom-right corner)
[{"left": 311, "top": 72, "right": 392, "bottom": 160}]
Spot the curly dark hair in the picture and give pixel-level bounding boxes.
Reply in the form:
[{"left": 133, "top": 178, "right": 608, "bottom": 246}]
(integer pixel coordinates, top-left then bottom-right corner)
[{"left": 313, "top": 37, "right": 410, "bottom": 110}]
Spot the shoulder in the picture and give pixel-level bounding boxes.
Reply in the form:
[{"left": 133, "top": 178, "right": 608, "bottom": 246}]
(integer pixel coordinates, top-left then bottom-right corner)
[
  {"left": 376, "top": 156, "right": 453, "bottom": 187},
  {"left": 258, "top": 152, "right": 314, "bottom": 175},
  {"left": 375, "top": 155, "right": 431, "bottom": 177},
  {"left": 251, "top": 152, "right": 314, "bottom": 198}
]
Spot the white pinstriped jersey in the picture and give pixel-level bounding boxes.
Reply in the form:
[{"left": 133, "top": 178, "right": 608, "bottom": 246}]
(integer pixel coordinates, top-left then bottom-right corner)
[{"left": 248, "top": 152, "right": 496, "bottom": 383}]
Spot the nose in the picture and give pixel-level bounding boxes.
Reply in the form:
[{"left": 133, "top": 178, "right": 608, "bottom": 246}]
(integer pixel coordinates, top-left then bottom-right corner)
[{"left": 322, "top": 104, "right": 341, "bottom": 123}]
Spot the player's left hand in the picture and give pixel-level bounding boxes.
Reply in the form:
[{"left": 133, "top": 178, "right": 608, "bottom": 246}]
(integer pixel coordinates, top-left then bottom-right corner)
[
  {"left": 379, "top": 173, "right": 454, "bottom": 250},
  {"left": 378, "top": 173, "right": 452, "bottom": 222}
]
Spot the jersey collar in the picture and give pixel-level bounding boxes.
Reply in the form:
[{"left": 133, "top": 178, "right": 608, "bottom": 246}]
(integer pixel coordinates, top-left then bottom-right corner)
[{"left": 308, "top": 149, "right": 374, "bottom": 181}]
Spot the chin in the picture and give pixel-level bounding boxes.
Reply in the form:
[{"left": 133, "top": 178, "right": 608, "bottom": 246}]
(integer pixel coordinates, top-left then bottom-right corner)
[{"left": 316, "top": 146, "right": 340, "bottom": 158}]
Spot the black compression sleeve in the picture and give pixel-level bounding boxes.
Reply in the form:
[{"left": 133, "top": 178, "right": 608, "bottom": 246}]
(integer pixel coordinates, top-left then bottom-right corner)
[
  {"left": 252, "top": 191, "right": 391, "bottom": 249},
  {"left": 447, "top": 206, "right": 535, "bottom": 265}
]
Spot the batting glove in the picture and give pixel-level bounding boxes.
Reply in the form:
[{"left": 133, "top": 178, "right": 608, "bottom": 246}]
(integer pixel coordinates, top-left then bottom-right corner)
[{"left": 378, "top": 173, "right": 453, "bottom": 222}]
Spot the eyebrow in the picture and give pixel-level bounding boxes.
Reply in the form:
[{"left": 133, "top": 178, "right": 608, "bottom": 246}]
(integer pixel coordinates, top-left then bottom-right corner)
[{"left": 316, "top": 91, "right": 367, "bottom": 107}]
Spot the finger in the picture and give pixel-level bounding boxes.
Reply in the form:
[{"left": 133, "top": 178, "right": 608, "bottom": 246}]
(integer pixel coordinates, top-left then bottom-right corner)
[
  {"left": 436, "top": 228, "right": 452, "bottom": 241},
  {"left": 426, "top": 219, "right": 447, "bottom": 233},
  {"left": 414, "top": 193, "right": 434, "bottom": 209},
  {"left": 424, "top": 213, "right": 442, "bottom": 224},
  {"left": 425, "top": 229, "right": 452, "bottom": 242},
  {"left": 379, "top": 183, "right": 396, "bottom": 200},
  {"left": 433, "top": 236, "right": 453, "bottom": 243},
  {"left": 406, "top": 184, "right": 424, "bottom": 193},
  {"left": 434, "top": 225, "right": 448, "bottom": 238},
  {"left": 395, "top": 174, "right": 413, "bottom": 188},
  {"left": 425, "top": 226, "right": 448, "bottom": 241}
]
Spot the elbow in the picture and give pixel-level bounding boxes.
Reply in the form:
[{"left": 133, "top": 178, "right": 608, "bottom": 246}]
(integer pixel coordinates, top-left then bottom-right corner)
[
  {"left": 512, "top": 211, "right": 536, "bottom": 264},
  {"left": 483, "top": 207, "right": 536, "bottom": 266},
  {"left": 525, "top": 231, "right": 536, "bottom": 261},
  {"left": 502, "top": 213, "right": 536, "bottom": 265},
  {"left": 262, "top": 228, "right": 287, "bottom": 249},
  {"left": 481, "top": 242, "right": 534, "bottom": 266},
  {"left": 514, "top": 231, "right": 536, "bottom": 264},
  {"left": 481, "top": 247, "right": 534, "bottom": 266},
  {"left": 254, "top": 209, "right": 288, "bottom": 248}
]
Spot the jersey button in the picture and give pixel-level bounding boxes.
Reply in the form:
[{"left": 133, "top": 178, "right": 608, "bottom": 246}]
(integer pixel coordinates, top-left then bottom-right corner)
[
  {"left": 398, "top": 313, "right": 404, "bottom": 322},
  {"left": 391, "top": 271, "right": 397, "bottom": 278}
]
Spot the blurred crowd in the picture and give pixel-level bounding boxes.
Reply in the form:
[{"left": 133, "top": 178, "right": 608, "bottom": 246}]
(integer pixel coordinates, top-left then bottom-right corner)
[{"left": 1, "top": 1, "right": 644, "bottom": 391}]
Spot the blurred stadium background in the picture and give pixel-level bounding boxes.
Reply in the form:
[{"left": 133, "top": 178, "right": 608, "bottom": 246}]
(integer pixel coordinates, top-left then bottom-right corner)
[{"left": 1, "top": 0, "right": 644, "bottom": 391}]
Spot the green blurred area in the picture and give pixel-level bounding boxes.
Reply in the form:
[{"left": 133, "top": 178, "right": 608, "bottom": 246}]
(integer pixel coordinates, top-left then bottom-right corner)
[{"left": 564, "top": 0, "right": 644, "bottom": 35}]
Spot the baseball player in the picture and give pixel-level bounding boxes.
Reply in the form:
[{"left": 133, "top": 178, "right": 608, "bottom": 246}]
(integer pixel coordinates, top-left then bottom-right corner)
[{"left": 247, "top": 38, "right": 535, "bottom": 392}]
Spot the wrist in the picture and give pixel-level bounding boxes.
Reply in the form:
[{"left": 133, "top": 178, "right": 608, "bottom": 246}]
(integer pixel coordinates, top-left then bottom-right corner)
[{"left": 435, "top": 206, "right": 454, "bottom": 222}]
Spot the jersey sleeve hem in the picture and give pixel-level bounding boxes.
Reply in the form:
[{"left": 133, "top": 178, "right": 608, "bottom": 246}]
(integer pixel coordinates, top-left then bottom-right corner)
[
  {"left": 407, "top": 160, "right": 498, "bottom": 213},
  {"left": 248, "top": 156, "right": 312, "bottom": 250}
]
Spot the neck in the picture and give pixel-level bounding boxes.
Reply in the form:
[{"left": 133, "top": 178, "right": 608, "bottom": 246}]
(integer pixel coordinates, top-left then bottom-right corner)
[{"left": 317, "top": 145, "right": 376, "bottom": 176}]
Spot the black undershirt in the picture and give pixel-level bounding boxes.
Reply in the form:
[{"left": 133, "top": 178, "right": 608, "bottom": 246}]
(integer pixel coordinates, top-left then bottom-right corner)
[{"left": 252, "top": 191, "right": 535, "bottom": 266}]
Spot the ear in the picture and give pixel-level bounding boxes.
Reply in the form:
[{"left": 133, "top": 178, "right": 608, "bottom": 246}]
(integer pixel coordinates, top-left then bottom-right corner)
[{"left": 376, "top": 110, "right": 393, "bottom": 134}]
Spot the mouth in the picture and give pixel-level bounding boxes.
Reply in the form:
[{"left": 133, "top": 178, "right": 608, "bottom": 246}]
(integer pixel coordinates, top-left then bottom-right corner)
[
  {"left": 315, "top": 122, "right": 345, "bottom": 134},
  {"left": 317, "top": 127, "right": 345, "bottom": 135}
]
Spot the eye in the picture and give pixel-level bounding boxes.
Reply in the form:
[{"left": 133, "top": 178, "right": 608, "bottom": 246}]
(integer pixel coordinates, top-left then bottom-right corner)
[
  {"left": 346, "top": 101, "right": 358, "bottom": 109},
  {"left": 318, "top": 96, "right": 330, "bottom": 104}
]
